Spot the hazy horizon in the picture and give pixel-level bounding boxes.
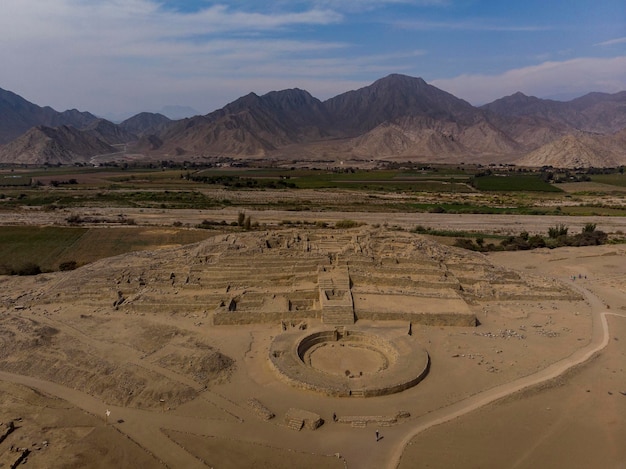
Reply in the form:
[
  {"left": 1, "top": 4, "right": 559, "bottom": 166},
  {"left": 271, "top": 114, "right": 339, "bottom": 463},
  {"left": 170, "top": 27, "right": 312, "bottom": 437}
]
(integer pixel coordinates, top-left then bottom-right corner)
[{"left": 2, "top": 0, "right": 625, "bottom": 117}]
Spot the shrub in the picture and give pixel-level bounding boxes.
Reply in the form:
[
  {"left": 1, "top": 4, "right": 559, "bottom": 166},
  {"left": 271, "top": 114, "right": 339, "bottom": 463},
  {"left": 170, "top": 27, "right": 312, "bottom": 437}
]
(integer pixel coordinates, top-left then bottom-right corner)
[
  {"left": 582, "top": 223, "right": 596, "bottom": 233},
  {"left": 548, "top": 224, "right": 568, "bottom": 239},
  {"left": 454, "top": 238, "right": 476, "bottom": 250},
  {"left": 571, "top": 230, "right": 608, "bottom": 246},
  {"left": 15, "top": 262, "right": 42, "bottom": 276},
  {"left": 528, "top": 235, "right": 546, "bottom": 249},
  {"left": 59, "top": 260, "right": 78, "bottom": 271},
  {"left": 66, "top": 213, "right": 83, "bottom": 224},
  {"left": 335, "top": 219, "right": 362, "bottom": 229}
]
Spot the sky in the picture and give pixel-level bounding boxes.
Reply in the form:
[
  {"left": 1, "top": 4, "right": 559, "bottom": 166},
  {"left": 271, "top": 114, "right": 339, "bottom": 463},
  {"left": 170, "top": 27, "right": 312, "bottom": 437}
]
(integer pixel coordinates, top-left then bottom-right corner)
[{"left": 2, "top": 0, "right": 625, "bottom": 119}]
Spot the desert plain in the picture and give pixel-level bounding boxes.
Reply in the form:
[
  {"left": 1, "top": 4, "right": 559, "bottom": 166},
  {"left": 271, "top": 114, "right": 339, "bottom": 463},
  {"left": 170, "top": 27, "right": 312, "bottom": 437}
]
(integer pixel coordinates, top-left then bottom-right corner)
[{"left": 0, "top": 195, "right": 625, "bottom": 469}]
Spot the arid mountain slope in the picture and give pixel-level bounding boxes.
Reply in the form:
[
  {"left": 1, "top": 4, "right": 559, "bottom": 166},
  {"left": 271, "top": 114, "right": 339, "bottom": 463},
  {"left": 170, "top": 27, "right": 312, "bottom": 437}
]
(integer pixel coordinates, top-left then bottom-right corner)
[
  {"left": 325, "top": 74, "right": 479, "bottom": 135},
  {"left": 84, "top": 118, "right": 137, "bottom": 145},
  {"left": 482, "top": 91, "right": 626, "bottom": 134},
  {"left": 0, "top": 87, "right": 98, "bottom": 144},
  {"left": 120, "top": 112, "right": 171, "bottom": 136},
  {"left": 517, "top": 131, "right": 626, "bottom": 168},
  {"left": 0, "top": 125, "right": 117, "bottom": 165},
  {"left": 1, "top": 75, "right": 625, "bottom": 166},
  {"left": 153, "top": 88, "right": 334, "bottom": 157},
  {"left": 145, "top": 74, "right": 624, "bottom": 165}
]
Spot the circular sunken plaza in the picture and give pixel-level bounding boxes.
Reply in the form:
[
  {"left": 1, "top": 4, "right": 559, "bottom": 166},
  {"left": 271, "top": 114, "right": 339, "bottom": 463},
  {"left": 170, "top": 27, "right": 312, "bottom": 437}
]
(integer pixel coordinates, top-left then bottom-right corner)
[{"left": 269, "top": 325, "right": 430, "bottom": 397}]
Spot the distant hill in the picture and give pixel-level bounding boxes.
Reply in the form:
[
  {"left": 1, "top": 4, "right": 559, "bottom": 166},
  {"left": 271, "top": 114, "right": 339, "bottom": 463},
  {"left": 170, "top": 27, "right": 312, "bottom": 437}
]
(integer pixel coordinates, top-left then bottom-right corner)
[
  {"left": 481, "top": 91, "right": 626, "bottom": 134},
  {"left": 517, "top": 130, "right": 626, "bottom": 168},
  {"left": 0, "top": 88, "right": 98, "bottom": 144},
  {"left": 0, "top": 125, "right": 117, "bottom": 165},
  {"left": 1, "top": 75, "right": 625, "bottom": 167},
  {"left": 158, "top": 105, "right": 199, "bottom": 120},
  {"left": 83, "top": 118, "right": 137, "bottom": 145},
  {"left": 120, "top": 112, "right": 171, "bottom": 136}
]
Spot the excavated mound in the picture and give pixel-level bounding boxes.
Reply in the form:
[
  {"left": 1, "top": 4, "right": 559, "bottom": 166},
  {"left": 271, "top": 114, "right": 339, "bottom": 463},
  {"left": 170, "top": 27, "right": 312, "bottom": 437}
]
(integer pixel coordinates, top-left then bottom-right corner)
[
  {"left": 43, "top": 227, "right": 579, "bottom": 326},
  {"left": 0, "top": 227, "right": 581, "bottom": 406}
]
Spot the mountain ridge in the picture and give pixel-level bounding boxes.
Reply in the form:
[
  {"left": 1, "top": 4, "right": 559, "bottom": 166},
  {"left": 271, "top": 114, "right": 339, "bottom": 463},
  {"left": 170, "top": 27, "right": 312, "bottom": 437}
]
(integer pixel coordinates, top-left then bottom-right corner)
[
  {"left": 1, "top": 74, "right": 625, "bottom": 167},
  {"left": 0, "top": 88, "right": 99, "bottom": 144}
]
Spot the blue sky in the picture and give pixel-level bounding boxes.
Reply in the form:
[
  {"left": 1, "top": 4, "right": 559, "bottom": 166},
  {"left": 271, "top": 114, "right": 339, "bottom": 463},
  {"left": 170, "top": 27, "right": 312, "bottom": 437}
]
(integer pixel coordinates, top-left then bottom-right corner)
[{"left": 1, "top": 0, "right": 624, "bottom": 118}]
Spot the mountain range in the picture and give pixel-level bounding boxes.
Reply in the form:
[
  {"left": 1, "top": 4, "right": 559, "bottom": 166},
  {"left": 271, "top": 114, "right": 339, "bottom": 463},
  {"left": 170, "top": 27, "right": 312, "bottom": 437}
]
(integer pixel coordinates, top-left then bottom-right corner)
[{"left": 1, "top": 74, "right": 625, "bottom": 168}]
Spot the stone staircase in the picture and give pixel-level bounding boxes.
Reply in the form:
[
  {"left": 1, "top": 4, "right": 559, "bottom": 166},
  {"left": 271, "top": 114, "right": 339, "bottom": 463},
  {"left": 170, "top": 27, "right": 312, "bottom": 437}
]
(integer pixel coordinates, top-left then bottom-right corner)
[
  {"left": 287, "top": 417, "right": 304, "bottom": 431},
  {"left": 319, "top": 267, "right": 354, "bottom": 325}
]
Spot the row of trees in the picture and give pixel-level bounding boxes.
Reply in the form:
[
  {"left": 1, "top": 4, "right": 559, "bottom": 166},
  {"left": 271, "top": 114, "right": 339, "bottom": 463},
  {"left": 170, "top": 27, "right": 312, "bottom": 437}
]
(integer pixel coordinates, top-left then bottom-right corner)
[{"left": 455, "top": 223, "right": 608, "bottom": 252}]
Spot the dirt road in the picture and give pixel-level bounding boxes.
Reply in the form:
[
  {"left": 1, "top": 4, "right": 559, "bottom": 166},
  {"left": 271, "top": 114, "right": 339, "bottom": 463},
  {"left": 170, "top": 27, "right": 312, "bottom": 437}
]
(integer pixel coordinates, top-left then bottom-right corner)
[{"left": 3, "top": 206, "right": 626, "bottom": 235}]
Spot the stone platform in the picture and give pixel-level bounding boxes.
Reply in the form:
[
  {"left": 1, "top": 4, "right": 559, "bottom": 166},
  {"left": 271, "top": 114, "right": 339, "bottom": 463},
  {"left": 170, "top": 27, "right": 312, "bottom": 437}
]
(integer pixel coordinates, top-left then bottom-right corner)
[{"left": 269, "top": 325, "right": 430, "bottom": 397}]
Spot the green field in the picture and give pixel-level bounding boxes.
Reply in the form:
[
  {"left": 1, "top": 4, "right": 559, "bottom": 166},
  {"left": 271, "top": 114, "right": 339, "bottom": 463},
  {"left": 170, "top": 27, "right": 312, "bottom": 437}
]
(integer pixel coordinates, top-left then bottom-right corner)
[
  {"left": 0, "top": 189, "right": 224, "bottom": 210},
  {"left": 590, "top": 173, "right": 626, "bottom": 188},
  {"left": 471, "top": 175, "right": 562, "bottom": 192},
  {"left": 0, "top": 226, "right": 216, "bottom": 273},
  {"left": 0, "top": 175, "right": 31, "bottom": 186},
  {"left": 2, "top": 166, "right": 625, "bottom": 219},
  {"left": 191, "top": 168, "right": 474, "bottom": 192}
]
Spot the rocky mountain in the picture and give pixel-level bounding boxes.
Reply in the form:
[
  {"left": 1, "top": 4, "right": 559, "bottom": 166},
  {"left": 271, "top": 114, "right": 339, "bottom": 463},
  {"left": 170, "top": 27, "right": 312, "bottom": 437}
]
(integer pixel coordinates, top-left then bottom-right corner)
[
  {"left": 2, "top": 75, "right": 626, "bottom": 167},
  {"left": 0, "top": 125, "right": 117, "bottom": 165},
  {"left": 83, "top": 118, "right": 137, "bottom": 145},
  {"left": 145, "top": 75, "right": 541, "bottom": 161},
  {"left": 141, "top": 77, "right": 441, "bottom": 157},
  {"left": 0, "top": 87, "right": 98, "bottom": 144},
  {"left": 517, "top": 129, "right": 626, "bottom": 168},
  {"left": 149, "top": 88, "right": 334, "bottom": 157},
  {"left": 481, "top": 91, "right": 626, "bottom": 134},
  {"left": 325, "top": 74, "right": 479, "bottom": 135},
  {"left": 120, "top": 112, "right": 171, "bottom": 136}
]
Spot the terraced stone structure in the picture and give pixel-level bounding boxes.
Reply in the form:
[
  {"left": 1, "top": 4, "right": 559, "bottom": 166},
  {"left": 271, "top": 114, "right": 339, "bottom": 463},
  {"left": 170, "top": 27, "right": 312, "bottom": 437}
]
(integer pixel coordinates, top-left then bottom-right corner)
[
  {"left": 6, "top": 226, "right": 584, "bottom": 405},
  {"left": 48, "top": 227, "right": 580, "bottom": 327}
]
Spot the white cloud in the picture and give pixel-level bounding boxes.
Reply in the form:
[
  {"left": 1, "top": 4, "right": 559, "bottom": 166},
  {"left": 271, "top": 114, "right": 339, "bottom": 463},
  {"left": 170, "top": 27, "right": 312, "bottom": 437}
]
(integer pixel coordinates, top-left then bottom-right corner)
[
  {"left": 1, "top": 0, "right": 622, "bottom": 117},
  {"left": 431, "top": 56, "right": 626, "bottom": 104},
  {"left": 395, "top": 18, "right": 549, "bottom": 32},
  {"left": 314, "top": 0, "right": 449, "bottom": 9},
  {"left": 0, "top": 0, "right": 342, "bottom": 42},
  {"left": 0, "top": 0, "right": 346, "bottom": 114},
  {"left": 596, "top": 37, "right": 626, "bottom": 47},
  {"left": 280, "top": 0, "right": 450, "bottom": 12}
]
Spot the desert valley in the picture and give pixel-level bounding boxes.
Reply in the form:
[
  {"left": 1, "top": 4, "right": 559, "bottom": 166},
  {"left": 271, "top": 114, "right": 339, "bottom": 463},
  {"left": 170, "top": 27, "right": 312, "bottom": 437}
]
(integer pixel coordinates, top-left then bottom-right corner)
[{"left": 1, "top": 73, "right": 626, "bottom": 469}]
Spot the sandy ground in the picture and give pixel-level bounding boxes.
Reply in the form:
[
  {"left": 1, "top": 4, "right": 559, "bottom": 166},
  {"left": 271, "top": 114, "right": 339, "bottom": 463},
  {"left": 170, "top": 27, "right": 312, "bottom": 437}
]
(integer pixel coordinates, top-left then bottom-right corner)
[
  {"left": 3, "top": 205, "right": 626, "bottom": 236},
  {"left": 398, "top": 246, "right": 626, "bottom": 468},
  {"left": 0, "top": 231, "right": 625, "bottom": 468}
]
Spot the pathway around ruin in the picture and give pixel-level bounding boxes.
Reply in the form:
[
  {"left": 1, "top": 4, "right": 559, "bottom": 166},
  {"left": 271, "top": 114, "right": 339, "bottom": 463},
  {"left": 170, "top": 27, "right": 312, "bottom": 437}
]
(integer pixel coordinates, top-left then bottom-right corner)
[
  {"left": 385, "top": 281, "right": 624, "bottom": 469},
  {"left": 0, "top": 281, "right": 623, "bottom": 469}
]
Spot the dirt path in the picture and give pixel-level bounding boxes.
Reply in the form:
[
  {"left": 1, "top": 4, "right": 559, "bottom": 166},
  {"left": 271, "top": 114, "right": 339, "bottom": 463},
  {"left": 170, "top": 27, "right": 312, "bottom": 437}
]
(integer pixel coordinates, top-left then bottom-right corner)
[
  {"left": 3, "top": 208, "right": 626, "bottom": 235},
  {"left": 386, "top": 280, "right": 623, "bottom": 469}
]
